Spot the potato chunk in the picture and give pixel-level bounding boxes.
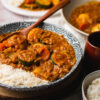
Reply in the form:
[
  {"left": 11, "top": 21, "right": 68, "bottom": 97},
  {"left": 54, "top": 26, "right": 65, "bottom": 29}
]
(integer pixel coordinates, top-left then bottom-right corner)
[
  {"left": 52, "top": 0, "right": 60, "bottom": 5},
  {"left": 76, "top": 13, "right": 92, "bottom": 30},
  {"left": 91, "top": 23, "right": 100, "bottom": 32}
]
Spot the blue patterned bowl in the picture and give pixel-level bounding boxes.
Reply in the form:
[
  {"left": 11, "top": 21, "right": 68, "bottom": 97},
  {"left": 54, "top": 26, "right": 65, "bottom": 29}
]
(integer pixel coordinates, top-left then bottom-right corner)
[{"left": 0, "top": 22, "right": 82, "bottom": 98}]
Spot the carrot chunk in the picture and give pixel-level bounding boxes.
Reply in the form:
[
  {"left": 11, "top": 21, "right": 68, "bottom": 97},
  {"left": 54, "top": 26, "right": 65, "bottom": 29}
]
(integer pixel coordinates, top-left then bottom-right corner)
[
  {"left": 37, "top": 47, "right": 50, "bottom": 61},
  {"left": 25, "top": 0, "right": 34, "bottom": 4},
  {"left": 3, "top": 41, "right": 12, "bottom": 47},
  {"left": 0, "top": 43, "right": 5, "bottom": 51}
]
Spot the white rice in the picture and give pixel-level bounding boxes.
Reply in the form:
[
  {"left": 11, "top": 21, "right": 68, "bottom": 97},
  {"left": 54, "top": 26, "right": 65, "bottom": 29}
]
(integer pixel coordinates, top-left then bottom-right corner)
[
  {"left": 0, "top": 64, "right": 48, "bottom": 87},
  {"left": 87, "top": 78, "right": 100, "bottom": 100},
  {"left": 9, "top": 0, "right": 24, "bottom": 7}
]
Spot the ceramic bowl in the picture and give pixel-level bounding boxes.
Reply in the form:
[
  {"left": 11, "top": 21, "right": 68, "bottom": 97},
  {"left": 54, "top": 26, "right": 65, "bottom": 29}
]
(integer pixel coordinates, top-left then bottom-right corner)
[
  {"left": 0, "top": 21, "right": 82, "bottom": 98},
  {"left": 82, "top": 70, "right": 100, "bottom": 100},
  {"left": 61, "top": 0, "right": 99, "bottom": 36}
]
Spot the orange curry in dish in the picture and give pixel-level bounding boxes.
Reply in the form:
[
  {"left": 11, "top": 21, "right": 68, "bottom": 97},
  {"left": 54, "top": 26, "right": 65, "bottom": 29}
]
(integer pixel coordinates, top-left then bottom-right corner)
[
  {"left": 70, "top": 1, "right": 100, "bottom": 34},
  {"left": 0, "top": 28, "right": 76, "bottom": 81},
  {"left": 20, "top": 0, "right": 62, "bottom": 11}
]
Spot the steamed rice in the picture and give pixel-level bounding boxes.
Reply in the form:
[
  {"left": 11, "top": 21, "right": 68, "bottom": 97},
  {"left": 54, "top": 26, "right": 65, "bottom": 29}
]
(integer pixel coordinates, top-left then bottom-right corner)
[
  {"left": 9, "top": 0, "right": 24, "bottom": 7},
  {"left": 0, "top": 64, "right": 48, "bottom": 87},
  {"left": 87, "top": 78, "right": 100, "bottom": 100}
]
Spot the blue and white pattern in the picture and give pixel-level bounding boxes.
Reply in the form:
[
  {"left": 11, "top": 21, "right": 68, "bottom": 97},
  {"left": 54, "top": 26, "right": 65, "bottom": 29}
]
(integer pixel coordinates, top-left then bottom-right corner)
[{"left": 0, "top": 22, "right": 82, "bottom": 89}]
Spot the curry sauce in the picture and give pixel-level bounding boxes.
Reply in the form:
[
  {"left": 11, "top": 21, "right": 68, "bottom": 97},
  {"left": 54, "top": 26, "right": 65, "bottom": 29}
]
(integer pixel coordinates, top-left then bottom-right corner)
[
  {"left": 0, "top": 28, "right": 76, "bottom": 81},
  {"left": 70, "top": 1, "right": 100, "bottom": 34}
]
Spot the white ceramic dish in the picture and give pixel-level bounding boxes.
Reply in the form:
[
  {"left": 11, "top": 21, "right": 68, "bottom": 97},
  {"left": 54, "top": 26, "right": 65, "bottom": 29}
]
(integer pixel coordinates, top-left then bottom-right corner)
[
  {"left": 1, "top": 0, "right": 60, "bottom": 17},
  {"left": 61, "top": 0, "right": 100, "bottom": 36},
  {"left": 82, "top": 70, "right": 100, "bottom": 100}
]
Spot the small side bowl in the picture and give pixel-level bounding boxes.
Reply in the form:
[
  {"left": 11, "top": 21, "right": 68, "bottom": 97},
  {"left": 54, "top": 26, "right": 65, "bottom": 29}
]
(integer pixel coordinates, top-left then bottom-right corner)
[
  {"left": 61, "top": 0, "right": 100, "bottom": 36},
  {"left": 82, "top": 70, "right": 100, "bottom": 100}
]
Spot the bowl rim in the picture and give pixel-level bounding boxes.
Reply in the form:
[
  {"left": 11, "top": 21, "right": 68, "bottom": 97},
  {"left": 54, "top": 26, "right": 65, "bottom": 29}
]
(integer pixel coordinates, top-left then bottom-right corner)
[
  {"left": 0, "top": 21, "right": 83, "bottom": 91},
  {"left": 82, "top": 70, "right": 100, "bottom": 100},
  {"left": 61, "top": 9, "right": 89, "bottom": 36}
]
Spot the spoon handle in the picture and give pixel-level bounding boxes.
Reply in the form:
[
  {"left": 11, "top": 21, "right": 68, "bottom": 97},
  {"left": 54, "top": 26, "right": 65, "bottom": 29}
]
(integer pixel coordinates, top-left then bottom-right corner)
[
  {"left": 21, "top": 0, "right": 69, "bottom": 35},
  {"left": 0, "top": 0, "right": 70, "bottom": 43}
]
